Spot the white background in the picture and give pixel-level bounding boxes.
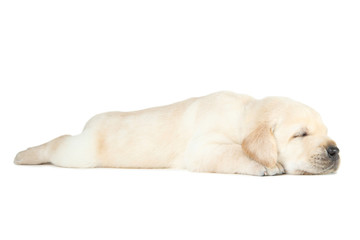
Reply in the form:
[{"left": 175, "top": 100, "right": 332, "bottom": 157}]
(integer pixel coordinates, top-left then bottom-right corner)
[{"left": 1, "top": 0, "right": 359, "bottom": 239}]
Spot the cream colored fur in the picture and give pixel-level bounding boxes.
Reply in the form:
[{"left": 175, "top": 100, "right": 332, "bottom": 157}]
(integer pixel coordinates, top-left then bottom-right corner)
[{"left": 14, "top": 91, "right": 340, "bottom": 176}]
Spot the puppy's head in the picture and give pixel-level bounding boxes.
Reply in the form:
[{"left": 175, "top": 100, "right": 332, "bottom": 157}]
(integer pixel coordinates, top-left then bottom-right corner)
[{"left": 242, "top": 97, "right": 340, "bottom": 175}]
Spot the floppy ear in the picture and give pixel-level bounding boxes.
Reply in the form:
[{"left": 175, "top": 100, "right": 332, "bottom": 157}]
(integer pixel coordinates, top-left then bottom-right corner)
[{"left": 241, "top": 123, "right": 278, "bottom": 168}]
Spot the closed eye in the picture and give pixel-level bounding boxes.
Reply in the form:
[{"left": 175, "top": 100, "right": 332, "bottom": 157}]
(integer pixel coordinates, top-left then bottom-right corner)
[{"left": 293, "top": 132, "right": 308, "bottom": 138}]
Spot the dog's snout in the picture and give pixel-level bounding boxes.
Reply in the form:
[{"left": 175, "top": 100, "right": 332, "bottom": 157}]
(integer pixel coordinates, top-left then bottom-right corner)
[{"left": 327, "top": 146, "right": 340, "bottom": 160}]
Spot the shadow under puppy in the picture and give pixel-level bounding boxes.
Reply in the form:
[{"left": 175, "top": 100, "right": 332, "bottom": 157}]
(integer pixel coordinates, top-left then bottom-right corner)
[{"left": 15, "top": 91, "right": 340, "bottom": 176}]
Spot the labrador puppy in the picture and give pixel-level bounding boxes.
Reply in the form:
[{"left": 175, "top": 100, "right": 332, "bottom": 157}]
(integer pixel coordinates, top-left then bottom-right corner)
[{"left": 14, "top": 91, "right": 340, "bottom": 176}]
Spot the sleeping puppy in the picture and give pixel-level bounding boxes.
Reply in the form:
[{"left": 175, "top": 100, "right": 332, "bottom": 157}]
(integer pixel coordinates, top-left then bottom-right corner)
[{"left": 14, "top": 91, "right": 340, "bottom": 176}]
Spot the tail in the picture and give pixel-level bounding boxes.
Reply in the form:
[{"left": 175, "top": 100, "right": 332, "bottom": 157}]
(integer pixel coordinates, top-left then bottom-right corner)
[{"left": 14, "top": 135, "right": 70, "bottom": 165}]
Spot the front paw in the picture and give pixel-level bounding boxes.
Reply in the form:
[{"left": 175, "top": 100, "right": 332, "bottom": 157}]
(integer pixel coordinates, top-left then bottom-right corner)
[{"left": 264, "top": 162, "right": 285, "bottom": 176}]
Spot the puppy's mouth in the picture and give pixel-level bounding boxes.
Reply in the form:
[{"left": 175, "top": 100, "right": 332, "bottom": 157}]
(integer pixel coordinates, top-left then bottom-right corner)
[
  {"left": 307, "top": 155, "right": 340, "bottom": 175},
  {"left": 318, "top": 161, "right": 339, "bottom": 174}
]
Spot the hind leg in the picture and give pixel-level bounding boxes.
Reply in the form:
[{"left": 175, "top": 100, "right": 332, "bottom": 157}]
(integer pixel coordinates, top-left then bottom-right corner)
[
  {"left": 15, "top": 131, "right": 98, "bottom": 168},
  {"left": 15, "top": 135, "right": 70, "bottom": 165}
]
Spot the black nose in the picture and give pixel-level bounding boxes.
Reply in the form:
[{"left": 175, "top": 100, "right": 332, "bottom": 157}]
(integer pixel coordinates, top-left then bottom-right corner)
[{"left": 327, "top": 146, "right": 340, "bottom": 160}]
